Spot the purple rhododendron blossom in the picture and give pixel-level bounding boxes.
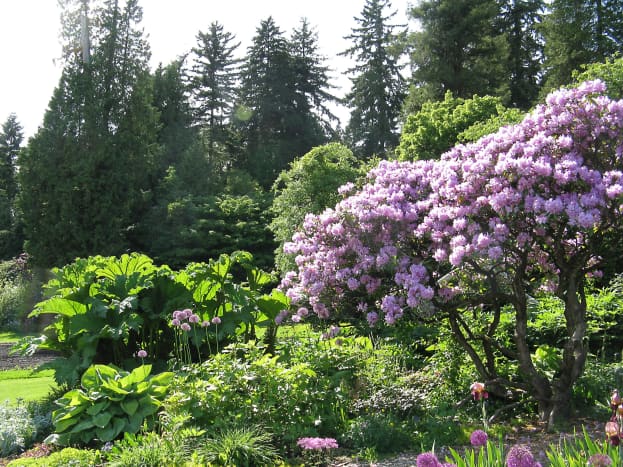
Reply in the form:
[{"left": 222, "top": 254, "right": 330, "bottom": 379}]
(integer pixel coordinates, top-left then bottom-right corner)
[{"left": 279, "top": 80, "right": 623, "bottom": 334}]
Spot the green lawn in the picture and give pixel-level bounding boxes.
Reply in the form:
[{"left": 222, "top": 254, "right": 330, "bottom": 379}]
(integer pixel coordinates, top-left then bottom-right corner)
[{"left": 0, "top": 369, "right": 57, "bottom": 404}]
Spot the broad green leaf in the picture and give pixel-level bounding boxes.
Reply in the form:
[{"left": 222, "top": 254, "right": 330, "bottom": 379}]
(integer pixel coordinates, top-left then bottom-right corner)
[
  {"left": 53, "top": 416, "right": 80, "bottom": 433},
  {"left": 86, "top": 401, "right": 110, "bottom": 416},
  {"left": 121, "top": 399, "right": 139, "bottom": 416},
  {"left": 96, "top": 417, "right": 126, "bottom": 442},
  {"left": 92, "top": 411, "right": 113, "bottom": 428},
  {"left": 33, "top": 297, "right": 87, "bottom": 317},
  {"left": 118, "top": 364, "right": 152, "bottom": 387},
  {"left": 69, "top": 418, "right": 96, "bottom": 433}
]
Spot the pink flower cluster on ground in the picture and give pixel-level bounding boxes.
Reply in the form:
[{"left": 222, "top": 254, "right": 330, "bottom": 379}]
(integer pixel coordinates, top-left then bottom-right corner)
[
  {"left": 280, "top": 80, "right": 623, "bottom": 326},
  {"left": 296, "top": 437, "right": 339, "bottom": 450}
]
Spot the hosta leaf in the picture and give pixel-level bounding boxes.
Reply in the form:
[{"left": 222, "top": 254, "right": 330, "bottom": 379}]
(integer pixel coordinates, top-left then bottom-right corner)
[
  {"left": 86, "top": 401, "right": 110, "bottom": 416},
  {"left": 69, "top": 418, "right": 96, "bottom": 433},
  {"left": 92, "top": 411, "right": 113, "bottom": 428},
  {"left": 121, "top": 398, "right": 139, "bottom": 416}
]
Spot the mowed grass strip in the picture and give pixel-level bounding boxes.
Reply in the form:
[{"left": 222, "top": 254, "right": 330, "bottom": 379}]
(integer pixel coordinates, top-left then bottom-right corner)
[{"left": 0, "top": 369, "right": 56, "bottom": 404}]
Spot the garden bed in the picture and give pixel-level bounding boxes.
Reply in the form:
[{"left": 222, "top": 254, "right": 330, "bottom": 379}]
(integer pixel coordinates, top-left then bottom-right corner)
[{"left": 0, "top": 343, "right": 57, "bottom": 370}]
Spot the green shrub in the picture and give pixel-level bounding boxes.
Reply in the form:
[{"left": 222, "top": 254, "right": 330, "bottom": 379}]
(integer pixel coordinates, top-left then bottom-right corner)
[
  {"left": 46, "top": 364, "right": 173, "bottom": 445},
  {"left": 545, "top": 427, "right": 620, "bottom": 466},
  {"left": 163, "top": 341, "right": 351, "bottom": 447},
  {"left": 341, "top": 413, "right": 415, "bottom": 454},
  {"left": 0, "top": 400, "right": 37, "bottom": 456},
  {"left": 6, "top": 447, "right": 101, "bottom": 467}
]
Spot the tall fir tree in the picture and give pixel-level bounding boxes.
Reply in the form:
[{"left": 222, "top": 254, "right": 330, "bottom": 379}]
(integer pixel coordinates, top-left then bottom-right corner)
[
  {"left": 0, "top": 114, "right": 24, "bottom": 258},
  {"left": 289, "top": 18, "right": 339, "bottom": 137},
  {"left": 540, "top": 0, "right": 623, "bottom": 93},
  {"left": 188, "top": 21, "right": 240, "bottom": 157},
  {"left": 341, "top": 0, "right": 406, "bottom": 158},
  {"left": 406, "top": 0, "right": 508, "bottom": 111},
  {"left": 498, "top": 0, "right": 545, "bottom": 110},
  {"left": 237, "top": 17, "right": 325, "bottom": 188},
  {"left": 19, "top": 0, "right": 159, "bottom": 267}
]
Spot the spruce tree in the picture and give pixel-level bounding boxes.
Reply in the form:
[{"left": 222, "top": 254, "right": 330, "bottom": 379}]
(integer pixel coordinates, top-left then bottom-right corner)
[
  {"left": 498, "top": 0, "right": 545, "bottom": 110},
  {"left": 341, "top": 0, "right": 406, "bottom": 159},
  {"left": 237, "top": 17, "right": 325, "bottom": 188},
  {"left": 188, "top": 21, "right": 240, "bottom": 155},
  {"left": 407, "top": 0, "right": 508, "bottom": 110},
  {"left": 541, "top": 0, "right": 623, "bottom": 93}
]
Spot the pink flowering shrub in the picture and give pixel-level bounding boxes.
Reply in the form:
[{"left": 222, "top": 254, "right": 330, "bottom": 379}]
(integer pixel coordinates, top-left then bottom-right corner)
[{"left": 282, "top": 81, "right": 623, "bottom": 425}]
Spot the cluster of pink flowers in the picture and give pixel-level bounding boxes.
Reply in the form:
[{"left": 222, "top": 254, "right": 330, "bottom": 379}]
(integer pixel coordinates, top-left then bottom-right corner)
[
  {"left": 170, "top": 308, "right": 220, "bottom": 331},
  {"left": 296, "top": 437, "right": 338, "bottom": 450},
  {"left": 280, "top": 80, "right": 623, "bottom": 326}
]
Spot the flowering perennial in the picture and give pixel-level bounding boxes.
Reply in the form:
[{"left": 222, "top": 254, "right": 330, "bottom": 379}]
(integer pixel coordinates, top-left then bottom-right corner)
[
  {"left": 296, "top": 437, "right": 338, "bottom": 450},
  {"left": 469, "top": 429, "right": 488, "bottom": 447},
  {"left": 505, "top": 444, "right": 541, "bottom": 467}
]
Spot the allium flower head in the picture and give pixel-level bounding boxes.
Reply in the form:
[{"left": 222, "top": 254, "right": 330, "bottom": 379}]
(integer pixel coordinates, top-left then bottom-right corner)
[
  {"left": 211, "top": 316, "right": 221, "bottom": 325},
  {"left": 136, "top": 349, "right": 147, "bottom": 359},
  {"left": 188, "top": 313, "right": 200, "bottom": 323},
  {"left": 180, "top": 322, "right": 191, "bottom": 332},
  {"left": 506, "top": 444, "right": 537, "bottom": 467},
  {"left": 588, "top": 454, "right": 613, "bottom": 466},
  {"left": 469, "top": 429, "right": 488, "bottom": 447},
  {"left": 416, "top": 452, "right": 441, "bottom": 467}
]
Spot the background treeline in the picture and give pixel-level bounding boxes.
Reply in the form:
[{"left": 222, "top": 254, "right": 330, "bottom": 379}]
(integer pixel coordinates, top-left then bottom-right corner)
[{"left": 1, "top": 0, "right": 622, "bottom": 271}]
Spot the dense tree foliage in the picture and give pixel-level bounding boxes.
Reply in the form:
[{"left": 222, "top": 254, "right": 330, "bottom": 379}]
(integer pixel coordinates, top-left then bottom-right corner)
[
  {"left": 341, "top": 0, "right": 406, "bottom": 158},
  {"left": 498, "top": 0, "right": 545, "bottom": 110},
  {"left": 281, "top": 81, "right": 623, "bottom": 425},
  {"left": 406, "top": 0, "right": 509, "bottom": 111},
  {"left": 540, "top": 0, "right": 623, "bottom": 94},
  {"left": 19, "top": 0, "right": 159, "bottom": 267},
  {"left": 0, "top": 114, "right": 23, "bottom": 258},
  {"left": 188, "top": 21, "right": 240, "bottom": 156},
  {"left": 270, "top": 143, "right": 362, "bottom": 273},
  {"left": 396, "top": 93, "right": 523, "bottom": 161},
  {"left": 236, "top": 17, "right": 327, "bottom": 188}
]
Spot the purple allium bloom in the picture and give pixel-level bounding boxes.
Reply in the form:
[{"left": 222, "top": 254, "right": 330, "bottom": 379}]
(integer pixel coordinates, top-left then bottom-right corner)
[
  {"left": 180, "top": 322, "right": 191, "bottom": 332},
  {"left": 291, "top": 314, "right": 302, "bottom": 323},
  {"left": 136, "top": 349, "right": 147, "bottom": 359},
  {"left": 416, "top": 452, "right": 441, "bottom": 467},
  {"left": 469, "top": 429, "right": 488, "bottom": 447},
  {"left": 171, "top": 318, "right": 181, "bottom": 326},
  {"left": 506, "top": 444, "right": 537, "bottom": 467},
  {"left": 296, "top": 437, "right": 338, "bottom": 450},
  {"left": 588, "top": 454, "right": 613, "bottom": 466},
  {"left": 188, "top": 314, "right": 200, "bottom": 323},
  {"left": 211, "top": 316, "right": 221, "bottom": 325},
  {"left": 201, "top": 320, "right": 210, "bottom": 327}
]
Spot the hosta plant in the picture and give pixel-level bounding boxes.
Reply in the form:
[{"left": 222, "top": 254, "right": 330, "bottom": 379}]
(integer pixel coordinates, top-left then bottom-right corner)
[{"left": 46, "top": 364, "right": 173, "bottom": 445}]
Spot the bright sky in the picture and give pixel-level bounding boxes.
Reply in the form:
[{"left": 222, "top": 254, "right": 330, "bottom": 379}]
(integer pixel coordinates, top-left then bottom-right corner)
[{"left": 0, "top": 0, "right": 412, "bottom": 140}]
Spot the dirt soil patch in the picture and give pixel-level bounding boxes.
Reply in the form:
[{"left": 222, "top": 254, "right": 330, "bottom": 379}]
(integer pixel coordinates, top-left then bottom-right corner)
[{"left": 0, "top": 343, "right": 57, "bottom": 370}]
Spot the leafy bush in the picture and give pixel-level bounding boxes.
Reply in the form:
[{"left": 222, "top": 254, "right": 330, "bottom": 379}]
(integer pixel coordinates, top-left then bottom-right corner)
[
  {"left": 546, "top": 428, "right": 620, "bottom": 467},
  {"left": 163, "top": 341, "right": 351, "bottom": 447},
  {"left": 341, "top": 413, "right": 415, "bottom": 454},
  {"left": 0, "top": 400, "right": 37, "bottom": 457},
  {"left": 6, "top": 447, "right": 101, "bottom": 467},
  {"left": 0, "top": 257, "right": 32, "bottom": 330},
  {"left": 15, "top": 252, "right": 286, "bottom": 386},
  {"left": 46, "top": 364, "right": 173, "bottom": 445}
]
